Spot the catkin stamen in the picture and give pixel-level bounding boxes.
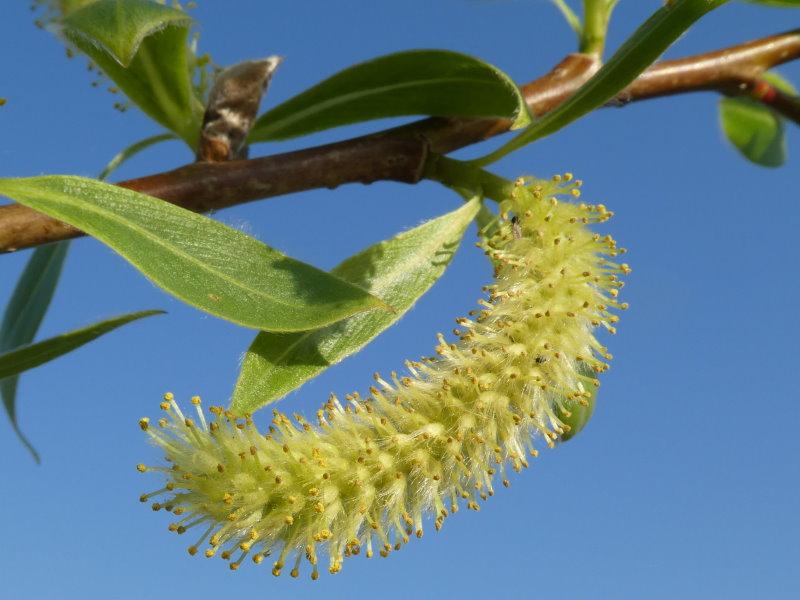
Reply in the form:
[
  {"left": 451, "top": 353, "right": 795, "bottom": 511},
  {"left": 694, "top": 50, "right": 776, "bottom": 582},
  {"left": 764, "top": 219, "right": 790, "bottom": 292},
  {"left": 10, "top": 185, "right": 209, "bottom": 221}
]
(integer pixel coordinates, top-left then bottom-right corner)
[{"left": 139, "top": 175, "right": 626, "bottom": 576}]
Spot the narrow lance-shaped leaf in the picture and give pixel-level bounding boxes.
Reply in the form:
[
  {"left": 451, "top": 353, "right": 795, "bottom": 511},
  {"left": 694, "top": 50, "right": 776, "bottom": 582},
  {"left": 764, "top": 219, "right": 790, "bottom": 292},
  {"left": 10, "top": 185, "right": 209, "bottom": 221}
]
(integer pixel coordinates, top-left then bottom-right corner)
[
  {"left": 474, "top": 0, "right": 730, "bottom": 166},
  {"left": 249, "top": 50, "right": 531, "bottom": 142},
  {"left": 98, "top": 132, "right": 179, "bottom": 180},
  {"left": 550, "top": 0, "right": 582, "bottom": 37},
  {"left": 0, "top": 242, "right": 69, "bottom": 462},
  {"left": 0, "top": 176, "right": 388, "bottom": 332},
  {"left": 0, "top": 310, "right": 163, "bottom": 381},
  {"left": 62, "top": 0, "right": 203, "bottom": 146},
  {"left": 0, "top": 132, "right": 176, "bottom": 461},
  {"left": 719, "top": 72, "right": 797, "bottom": 167},
  {"left": 230, "top": 198, "right": 481, "bottom": 414}
]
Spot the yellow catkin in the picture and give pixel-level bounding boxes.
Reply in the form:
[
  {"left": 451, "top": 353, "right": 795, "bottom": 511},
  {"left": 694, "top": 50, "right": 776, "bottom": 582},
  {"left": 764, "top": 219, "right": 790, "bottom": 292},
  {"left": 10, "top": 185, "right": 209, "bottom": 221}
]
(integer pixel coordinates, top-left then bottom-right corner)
[{"left": 138, "top": 175, "right": 628, "bottom": 578}]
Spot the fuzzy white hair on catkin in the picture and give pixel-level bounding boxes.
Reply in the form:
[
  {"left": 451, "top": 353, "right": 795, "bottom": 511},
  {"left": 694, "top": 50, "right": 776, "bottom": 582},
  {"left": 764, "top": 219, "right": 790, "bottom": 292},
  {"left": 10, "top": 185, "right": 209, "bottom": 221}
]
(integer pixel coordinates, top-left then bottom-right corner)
[{"left": 137, "top": 173, "right": 629, "bottom": 579}]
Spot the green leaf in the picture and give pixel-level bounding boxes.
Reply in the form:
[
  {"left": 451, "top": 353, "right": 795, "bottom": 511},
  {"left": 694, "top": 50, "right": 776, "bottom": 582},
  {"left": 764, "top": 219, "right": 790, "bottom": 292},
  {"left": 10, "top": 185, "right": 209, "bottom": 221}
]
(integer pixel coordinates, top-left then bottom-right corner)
[
  {"left": 0, "top": 310, "right": 163, "bottom": 382},
  {"left": 1, "top": 242, "right": 69, "bottom": 462},
  {"left": 230, "top": 198, "right": 481, "bottom": 415},
  {"left": 719, "top": 72, "right": 796, "bottom": 167},
  {"left": 550, "top": 0, "right": 582, "bottom": 37},
  {"left": 61, "top": 0, "right": 190, "bottom": 67},
  {"left": 762, "top": 71, "right": 799, "bottom": 96},
  {"left": 0, "top": 132, "right": 174, "bottom": 462},
  {"left": 474, "top": 0, "right": 730, "bottom": 166},
  {"left": 558, "top": 366, "right": 598, "bottom": 442},
  {"left": 62, "top": 0, "right": 202, "bottom": 146},
  {"left": 98, "top": 132, "right": 178, "bottom": 180},
  {"left": 0, "top": 130, "right": 172, "bottom": 461},
  {"left": 0, "top": 309, "right": 161, "bottom": 460},
  {"left": 720, "top": 99, "right": 786, "bottom": 166},
  {"left": 249, "top": 50, "right": 531, "bottom": 142},
  {"left": 0, "top": 176, "right": 388, "bottom": 332},
  {"left": 58, "top": 0, "right": 105, "bottom": 18}
]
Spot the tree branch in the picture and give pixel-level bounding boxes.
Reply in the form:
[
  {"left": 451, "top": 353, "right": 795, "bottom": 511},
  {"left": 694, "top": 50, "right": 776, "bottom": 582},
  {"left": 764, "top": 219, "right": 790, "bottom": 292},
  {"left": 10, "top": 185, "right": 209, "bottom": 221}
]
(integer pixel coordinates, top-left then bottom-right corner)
[{"left": 2, "top": 29, "right": 799, "bottom": 253}]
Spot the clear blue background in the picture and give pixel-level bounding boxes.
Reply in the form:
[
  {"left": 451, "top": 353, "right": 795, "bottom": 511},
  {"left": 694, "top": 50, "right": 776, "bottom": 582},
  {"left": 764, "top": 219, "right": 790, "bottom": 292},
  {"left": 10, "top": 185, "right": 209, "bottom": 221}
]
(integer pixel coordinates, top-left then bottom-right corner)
[{"left": 1, "top": 1, "right": 799, "bottom": 598}]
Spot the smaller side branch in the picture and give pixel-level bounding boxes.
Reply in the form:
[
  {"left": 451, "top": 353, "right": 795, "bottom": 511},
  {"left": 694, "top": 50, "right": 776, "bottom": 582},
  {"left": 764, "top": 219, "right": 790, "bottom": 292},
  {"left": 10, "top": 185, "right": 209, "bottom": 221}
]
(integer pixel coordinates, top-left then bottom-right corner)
[
  {"left": 728, "top": 77, "right": 800, "bottom": 125},
  {"left": 767, "top": 87, "right": 800, "bottom": 124},
  {"left": 612, "top": 28, "right": 800, "bottom": 104}
]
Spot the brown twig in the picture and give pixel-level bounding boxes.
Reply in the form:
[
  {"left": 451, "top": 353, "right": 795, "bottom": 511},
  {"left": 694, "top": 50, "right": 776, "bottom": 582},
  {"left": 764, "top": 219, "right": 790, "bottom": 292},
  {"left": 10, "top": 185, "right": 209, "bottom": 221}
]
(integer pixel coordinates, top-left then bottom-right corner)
[
  {"left": 728, "top": 77, "right": 800, "bottom": 124},
  {"left": 2, "top": 29, "right": 799, "bottom": 253}
]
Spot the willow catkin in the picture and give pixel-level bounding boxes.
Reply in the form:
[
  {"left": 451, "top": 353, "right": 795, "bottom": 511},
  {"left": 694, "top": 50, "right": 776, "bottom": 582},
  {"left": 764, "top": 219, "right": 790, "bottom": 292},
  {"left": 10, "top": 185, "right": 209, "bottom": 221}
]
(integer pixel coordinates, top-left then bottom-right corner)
[{"left": 137, "top": 174, "right": 629, "bottom": 578}]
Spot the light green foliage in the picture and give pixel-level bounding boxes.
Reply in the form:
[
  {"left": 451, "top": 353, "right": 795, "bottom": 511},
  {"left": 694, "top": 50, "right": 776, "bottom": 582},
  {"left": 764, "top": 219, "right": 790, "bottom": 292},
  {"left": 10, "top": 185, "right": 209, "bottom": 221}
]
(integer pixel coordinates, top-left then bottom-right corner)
[
  {"left": 0, "top": 310, "right": 163, "bottom": 381},
  {"left": 231, "top": 199, "right": 481, "bottom": 414},
  {"left": 0, "top": 176, "right": 388, "bottom": 332},
  {"left": 97, "top": 132, "right": 179, "bottom": 180},
  {"left": 62, "top": 0, "right": 203, "bottom": 146},
  {"left": 0, "top": 242, "right": 69, "bottom": 462},
  {"left": 550, "top": 0, "right": 582, "bottom": 37},
  {"left": 558, "top": 365, "right": 598, "bottom": 442},
  {"left": 249, "top": 50, "right": 531, "bottom": 142},
  {"left": 719, "top": 72, "right": 797, "bottom": 167},
  {"left": 0, "top": 307, "right": 162, "bottom": 458},
  {"left": 475, "top": 0, "right": 730, "bottom": 165},
  {"left": 57, "top": 0, "right": 98, "bottom": 16},
  {"left": 0, "top": 130, "right": 177, "bottom": 461},
  {"left": 62, "top": 0, "right": 190, "bottom": 66}
]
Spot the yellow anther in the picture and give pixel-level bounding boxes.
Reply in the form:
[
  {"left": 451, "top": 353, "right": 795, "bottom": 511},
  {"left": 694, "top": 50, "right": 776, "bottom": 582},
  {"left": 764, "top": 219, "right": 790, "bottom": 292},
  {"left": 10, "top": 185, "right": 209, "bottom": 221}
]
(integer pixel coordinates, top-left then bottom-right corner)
[{"left": 135, "top": 176, "right": 627, "bottom": 575}]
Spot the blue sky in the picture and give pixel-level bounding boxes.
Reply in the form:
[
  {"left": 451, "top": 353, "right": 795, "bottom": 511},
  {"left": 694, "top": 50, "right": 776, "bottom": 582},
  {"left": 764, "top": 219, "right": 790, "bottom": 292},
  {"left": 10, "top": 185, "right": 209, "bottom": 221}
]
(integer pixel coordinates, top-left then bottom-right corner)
[{"left": 1, "top": 1, "right": 799, "bottom": 598}]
